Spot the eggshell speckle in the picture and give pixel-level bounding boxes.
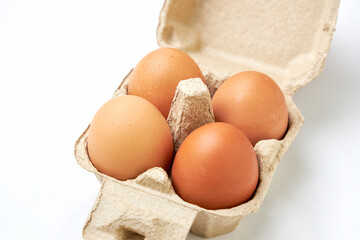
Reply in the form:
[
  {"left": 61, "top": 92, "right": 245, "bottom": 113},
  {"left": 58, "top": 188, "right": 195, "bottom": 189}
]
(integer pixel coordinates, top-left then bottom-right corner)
[
  {"left": 128, "top": 47, "right": 205, "bottom": 118},
  {"left": 212, "top": 71, "right": 288, "bottom": 145},
  {"left": 87, "top": 95, "right": 174, "bottom": 181},
  {"left": 171, "top": 122, "right": 259, "bottom": 210}
]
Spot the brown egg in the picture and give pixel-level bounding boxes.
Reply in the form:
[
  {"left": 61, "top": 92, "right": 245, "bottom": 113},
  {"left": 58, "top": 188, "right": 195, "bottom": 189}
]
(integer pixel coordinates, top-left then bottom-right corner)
[
  {"left": 87, "top": 95, "right": 174, "bottom": 181},
  {"left": 212, "top": 71, "right": 288, "bottom": 146},
  {"left": 171, "top": 122, "right": 259, "bottom": 210},
  {"left": 128, "top": 47, "right": 205, "bottom": 118}
]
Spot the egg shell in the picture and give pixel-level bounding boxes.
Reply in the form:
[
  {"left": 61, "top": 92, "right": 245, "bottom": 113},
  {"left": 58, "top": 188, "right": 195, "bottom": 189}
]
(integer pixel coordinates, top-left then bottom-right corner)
[
  {"left": 87, "top": 95, "right": 173, "bottom": 181},
  {"left": 74, "top": 0, "right": 339, "bottom": 238},
  {"left": 212, "top": 71, "right": 289, "bottom": 145},
  {"left": 128, "top": 47, "right": 205, "bottom": 118},
  {"left": 75, "top": 71, "right": 303, "bottom": 239},
  {"left": 172, "top": 122, "right": 259, "bottom": 210}
]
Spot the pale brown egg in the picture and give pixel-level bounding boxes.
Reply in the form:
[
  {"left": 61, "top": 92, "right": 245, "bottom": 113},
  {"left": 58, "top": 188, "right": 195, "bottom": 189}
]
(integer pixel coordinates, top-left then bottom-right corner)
[
  {"left": 212, "top": 71, "right": 288, "bottom": 146},
  {"left": 87, "top": 95, "right": 174, "bottom": 181},
  {"left": 127, "top": 47, "right": 205, "bottom": 118},
  {"left": 171, "top": 122, "right": 259, "bottom": 210}
]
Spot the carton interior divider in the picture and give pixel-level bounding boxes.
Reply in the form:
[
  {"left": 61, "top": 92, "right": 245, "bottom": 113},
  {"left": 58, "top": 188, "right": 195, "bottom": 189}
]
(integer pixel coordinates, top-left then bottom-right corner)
[{"left": 75, "top": 0, "right": 339, "bottom": 238}]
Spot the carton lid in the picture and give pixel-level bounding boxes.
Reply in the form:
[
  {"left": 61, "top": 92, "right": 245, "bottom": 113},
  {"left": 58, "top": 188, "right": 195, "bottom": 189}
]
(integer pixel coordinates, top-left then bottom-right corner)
[{"left": 157, "top": 0, "right": 340, "bottom": 95}]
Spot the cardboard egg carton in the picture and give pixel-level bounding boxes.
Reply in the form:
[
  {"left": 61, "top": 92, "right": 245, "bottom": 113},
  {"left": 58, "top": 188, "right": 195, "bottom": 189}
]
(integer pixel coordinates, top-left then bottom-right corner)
[{"left": 74, "top": 0, "right": 340, "bottom": 239}]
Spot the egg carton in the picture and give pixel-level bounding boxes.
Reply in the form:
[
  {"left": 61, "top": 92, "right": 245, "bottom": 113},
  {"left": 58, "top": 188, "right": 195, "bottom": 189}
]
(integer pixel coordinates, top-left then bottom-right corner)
[{"left": 74, "top": 0, "right": 340, "bottom": 239}]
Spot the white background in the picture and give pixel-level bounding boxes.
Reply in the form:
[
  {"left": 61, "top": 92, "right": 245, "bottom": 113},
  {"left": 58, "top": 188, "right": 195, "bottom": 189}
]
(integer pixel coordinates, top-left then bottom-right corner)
[{"left": 0, "top": 0, "right": 359, "bottom": 239}]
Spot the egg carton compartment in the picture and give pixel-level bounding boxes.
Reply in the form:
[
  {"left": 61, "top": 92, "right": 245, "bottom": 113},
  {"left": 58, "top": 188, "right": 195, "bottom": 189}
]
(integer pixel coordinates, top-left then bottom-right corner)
[
  {"left": 75, "top": 71, "right": 303, "bottom": 239},
  {"left": 74, "top": 0, "right": 339, "bottom": 239}
]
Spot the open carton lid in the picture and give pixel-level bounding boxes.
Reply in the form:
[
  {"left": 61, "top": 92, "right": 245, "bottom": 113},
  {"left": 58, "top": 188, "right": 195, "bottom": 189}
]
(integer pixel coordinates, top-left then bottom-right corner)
[
  {"left": 157, "top": 0, "right": 340, "bottom": 95},
  {"left": 76, "top": 2, "right": 340, "bottom": 239}
]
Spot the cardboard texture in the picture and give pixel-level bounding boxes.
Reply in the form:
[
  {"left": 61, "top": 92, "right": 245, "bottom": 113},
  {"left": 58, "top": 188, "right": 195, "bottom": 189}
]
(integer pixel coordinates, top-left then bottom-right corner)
[
  {"left": 74, "top": 0, "right": 340, "bottom": 239},
  {"left": 167, "top": 78, "right": 215, "bottom": 152}
]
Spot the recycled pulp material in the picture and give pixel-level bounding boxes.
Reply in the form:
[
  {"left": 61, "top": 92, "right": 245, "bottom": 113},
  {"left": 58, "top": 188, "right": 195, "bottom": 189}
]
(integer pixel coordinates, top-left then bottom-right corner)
[
  {"left": 167, "top": 78, "right": 215, "bottom": 152},
  {"left": 74, "top": 0, "right": 340, "bottom": 239}
]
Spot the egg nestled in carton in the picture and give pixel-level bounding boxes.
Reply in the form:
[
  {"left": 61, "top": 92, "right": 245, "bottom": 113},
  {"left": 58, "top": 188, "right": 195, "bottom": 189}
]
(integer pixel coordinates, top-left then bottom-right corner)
[{"left": 74, "top": 0, "right": 340, "bottom": 239}]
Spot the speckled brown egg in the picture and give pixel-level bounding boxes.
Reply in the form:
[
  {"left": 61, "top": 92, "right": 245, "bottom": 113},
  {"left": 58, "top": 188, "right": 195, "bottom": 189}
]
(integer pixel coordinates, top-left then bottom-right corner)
[
  {"left": 127, "top": 47, "right": 205, "bottom": 118},
  {"left": 171, "top": 122, "right": 259, "bottom": 210},
  {"left": 212, "top": 71, "right": 288, "bottom": 146},
  {"left": 87, "top": 95, "right": 174, "bottom": 181}
]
